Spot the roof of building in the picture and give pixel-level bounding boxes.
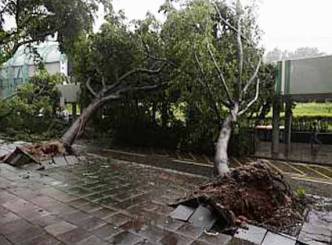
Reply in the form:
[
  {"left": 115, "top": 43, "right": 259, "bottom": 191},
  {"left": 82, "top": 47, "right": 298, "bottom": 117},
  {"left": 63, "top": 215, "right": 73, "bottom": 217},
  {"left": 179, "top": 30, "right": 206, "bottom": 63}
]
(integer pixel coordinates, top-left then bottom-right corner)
[{"left": 3, "top": 41, "right": 65, "bottom": 67}]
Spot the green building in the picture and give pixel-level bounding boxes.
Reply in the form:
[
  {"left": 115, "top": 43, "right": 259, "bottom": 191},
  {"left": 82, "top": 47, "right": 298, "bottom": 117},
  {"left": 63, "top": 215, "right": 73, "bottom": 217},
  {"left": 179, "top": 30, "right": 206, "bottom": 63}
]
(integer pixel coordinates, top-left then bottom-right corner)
[{"left": 0, "top": 41, "right": 68, "bottom": 98}]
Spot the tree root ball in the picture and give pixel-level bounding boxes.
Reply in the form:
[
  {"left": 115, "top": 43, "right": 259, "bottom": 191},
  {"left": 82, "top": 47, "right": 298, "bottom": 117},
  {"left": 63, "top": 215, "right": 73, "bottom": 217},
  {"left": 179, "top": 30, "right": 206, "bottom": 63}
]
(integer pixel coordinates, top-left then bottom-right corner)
[{"left": 175, "top": 161, "right": 305, "bottom": 233}]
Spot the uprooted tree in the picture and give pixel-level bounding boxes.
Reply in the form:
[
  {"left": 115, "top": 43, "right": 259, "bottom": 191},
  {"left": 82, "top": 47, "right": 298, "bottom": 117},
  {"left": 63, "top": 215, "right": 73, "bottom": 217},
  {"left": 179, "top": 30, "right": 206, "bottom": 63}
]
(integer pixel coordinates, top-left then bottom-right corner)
[
  {"left": 61, "top": 12, "right": 170, "bottom": 148},
  {"left": 162, "top": 0, "right": 265, "bottom": 176}
]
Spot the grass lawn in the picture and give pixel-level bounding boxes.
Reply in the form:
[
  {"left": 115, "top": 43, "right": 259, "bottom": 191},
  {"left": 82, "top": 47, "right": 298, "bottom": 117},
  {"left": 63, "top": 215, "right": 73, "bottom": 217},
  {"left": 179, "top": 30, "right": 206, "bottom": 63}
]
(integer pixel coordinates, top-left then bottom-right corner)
[{"left": 293, "top": 103, "right": 332, "bottom": 117}]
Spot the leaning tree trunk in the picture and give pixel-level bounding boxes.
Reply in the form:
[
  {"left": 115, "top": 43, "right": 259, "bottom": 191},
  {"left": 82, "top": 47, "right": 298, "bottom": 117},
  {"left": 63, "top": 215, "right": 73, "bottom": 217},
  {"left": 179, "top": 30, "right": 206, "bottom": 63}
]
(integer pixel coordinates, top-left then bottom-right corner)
[
  {"left": 214, "top": 104, "right": 239, "bottom": 176},
  {"left": 61, "top": 98, "right": 106, "bottom": 147}
]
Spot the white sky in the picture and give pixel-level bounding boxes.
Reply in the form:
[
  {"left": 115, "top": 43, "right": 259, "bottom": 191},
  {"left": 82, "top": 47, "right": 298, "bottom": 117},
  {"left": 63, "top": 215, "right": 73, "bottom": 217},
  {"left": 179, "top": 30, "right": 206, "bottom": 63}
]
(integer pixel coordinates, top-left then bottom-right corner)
[{"left": 96, "top": 0, "right": 332, "bottom": 54}]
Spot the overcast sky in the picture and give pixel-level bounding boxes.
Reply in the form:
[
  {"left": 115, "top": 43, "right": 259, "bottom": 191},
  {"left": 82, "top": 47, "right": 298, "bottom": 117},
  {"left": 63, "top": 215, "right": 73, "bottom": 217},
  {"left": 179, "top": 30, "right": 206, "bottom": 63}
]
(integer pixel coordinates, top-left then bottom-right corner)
[{"left": 97, "top": 0, "right": 332, "bottom": 54}]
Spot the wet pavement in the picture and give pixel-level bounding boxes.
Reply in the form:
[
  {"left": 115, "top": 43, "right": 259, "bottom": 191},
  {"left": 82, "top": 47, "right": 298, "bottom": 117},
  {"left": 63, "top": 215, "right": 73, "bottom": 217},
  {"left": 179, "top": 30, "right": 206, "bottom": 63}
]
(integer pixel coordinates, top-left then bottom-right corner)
[{"left": 0, "top": 141, "right": 331, "bottom": 244}]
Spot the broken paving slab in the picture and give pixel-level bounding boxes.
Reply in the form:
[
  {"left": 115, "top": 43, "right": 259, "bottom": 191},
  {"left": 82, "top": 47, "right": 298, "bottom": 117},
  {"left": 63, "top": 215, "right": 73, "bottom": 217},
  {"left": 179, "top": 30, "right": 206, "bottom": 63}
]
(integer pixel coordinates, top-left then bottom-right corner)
[
  {"left": 261, "top": 232, "right": 296, "bottom": 245},
  {"left": 170, "top": 204, "right": 195, "bottom": 221},
  {"left": 234, "top": 224, "right": 267, "bottom": 245},
  {"left": 188, "top": 205, "right": 217, "bottom": 231},
  {"left": 306, "top": 210, "right": 332, "bottom": 230},
  {"left": 297, "top": 223, "right": 332, "bottom": 245},
  {"left": 3, "top": 147, "right": 39, "bottom": 166}
]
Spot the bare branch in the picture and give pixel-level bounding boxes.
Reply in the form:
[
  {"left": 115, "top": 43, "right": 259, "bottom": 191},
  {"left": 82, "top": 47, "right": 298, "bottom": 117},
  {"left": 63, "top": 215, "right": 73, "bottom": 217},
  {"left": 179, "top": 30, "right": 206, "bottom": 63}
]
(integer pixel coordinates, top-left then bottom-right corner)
[
  {"left": 102, "top": 83, "right": 165, "bottom": 102},
  {"left": 236, "top": 14, "right": 243, "bottom": 100},
  {"left": 118, "top": 64, "right": 165, "bottom": 82},
  {"left": 96, "top": 68, "right": 107, "bottom": 89},
  {"left": 212, "top": 2, "right": 251, "bottom": 44},
  {"left": 238, "top": 78, "right": 260, "bottom": 116},
  {"left": 194, "top": 50, "right": 228, "bottom": 121},
  {"left": 206, "top": 43, "right": 233, "bottom": 104},
  {"left": 86, "top": 78, "right": 98, "bottom": 97},
  {"left": 242, "top": 58, "right": 262, "bottom": 96}
]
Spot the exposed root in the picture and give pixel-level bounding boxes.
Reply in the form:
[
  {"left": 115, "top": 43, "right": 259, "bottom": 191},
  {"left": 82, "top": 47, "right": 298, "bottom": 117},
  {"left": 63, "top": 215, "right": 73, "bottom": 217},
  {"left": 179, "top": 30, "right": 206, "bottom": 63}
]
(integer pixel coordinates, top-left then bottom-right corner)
[{"left": 173, "top": 161, "right": 305, "bottom": 234}]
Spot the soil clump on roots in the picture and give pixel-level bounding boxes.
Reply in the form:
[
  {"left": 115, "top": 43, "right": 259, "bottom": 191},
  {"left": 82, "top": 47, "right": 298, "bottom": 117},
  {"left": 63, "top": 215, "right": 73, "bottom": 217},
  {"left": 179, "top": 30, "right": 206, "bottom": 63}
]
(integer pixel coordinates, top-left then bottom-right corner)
[{"left": 173, "top": 161, "right": 305, "bottom": 235}]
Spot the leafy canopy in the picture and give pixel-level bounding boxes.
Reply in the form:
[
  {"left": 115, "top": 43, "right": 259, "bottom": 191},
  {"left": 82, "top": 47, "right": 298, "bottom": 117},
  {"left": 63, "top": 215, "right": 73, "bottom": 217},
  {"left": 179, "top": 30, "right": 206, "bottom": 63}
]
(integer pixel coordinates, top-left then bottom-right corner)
[{"left": 0, "top": 0, "right": 110, "bottom": 65}]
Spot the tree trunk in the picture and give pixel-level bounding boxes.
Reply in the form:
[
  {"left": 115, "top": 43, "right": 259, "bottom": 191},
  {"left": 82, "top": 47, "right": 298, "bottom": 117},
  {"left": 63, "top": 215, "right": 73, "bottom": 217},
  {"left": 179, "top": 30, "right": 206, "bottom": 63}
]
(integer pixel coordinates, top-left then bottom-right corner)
[
  {"left": 61, "top": 98, "right": 105, "bottom": 147},
  {"left": 214, "top": 103, "right": 239, "bottom": 176}
]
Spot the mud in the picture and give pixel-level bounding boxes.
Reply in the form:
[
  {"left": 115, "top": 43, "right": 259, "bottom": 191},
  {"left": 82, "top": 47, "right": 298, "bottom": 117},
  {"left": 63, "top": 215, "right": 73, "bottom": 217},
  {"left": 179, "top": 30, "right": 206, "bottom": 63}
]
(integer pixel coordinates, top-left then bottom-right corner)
[{"left": 174, "top": 161, "right": 305, "bottom": 235}]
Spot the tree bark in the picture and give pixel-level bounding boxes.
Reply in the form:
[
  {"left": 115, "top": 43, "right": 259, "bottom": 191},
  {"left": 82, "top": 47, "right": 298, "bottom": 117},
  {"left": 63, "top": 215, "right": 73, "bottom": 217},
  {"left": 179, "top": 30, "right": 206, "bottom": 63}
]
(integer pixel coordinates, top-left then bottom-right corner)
[
  {"left": 214, "top": 103, "right": 239, "bottom": 175},
  {"left": 60, "top": 98, "right": 106, "bottom": 147}
]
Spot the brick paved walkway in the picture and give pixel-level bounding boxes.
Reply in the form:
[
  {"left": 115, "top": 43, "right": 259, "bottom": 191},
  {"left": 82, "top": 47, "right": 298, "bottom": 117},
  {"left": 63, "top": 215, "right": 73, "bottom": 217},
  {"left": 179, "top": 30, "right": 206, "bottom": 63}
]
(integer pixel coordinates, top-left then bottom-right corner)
[{"left": 1, "top": 155, "right": 251, "bottom": 245}]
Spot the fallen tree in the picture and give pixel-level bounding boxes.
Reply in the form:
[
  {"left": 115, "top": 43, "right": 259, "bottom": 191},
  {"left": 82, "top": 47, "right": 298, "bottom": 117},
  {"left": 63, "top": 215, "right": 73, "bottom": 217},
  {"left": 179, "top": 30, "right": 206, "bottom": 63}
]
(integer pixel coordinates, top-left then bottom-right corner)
[
  {"left": 60, "top": 66, "right": 167, "bottom": 148},
  {"left": 172, "top": 161, "right": 305, "bottom": 234}
]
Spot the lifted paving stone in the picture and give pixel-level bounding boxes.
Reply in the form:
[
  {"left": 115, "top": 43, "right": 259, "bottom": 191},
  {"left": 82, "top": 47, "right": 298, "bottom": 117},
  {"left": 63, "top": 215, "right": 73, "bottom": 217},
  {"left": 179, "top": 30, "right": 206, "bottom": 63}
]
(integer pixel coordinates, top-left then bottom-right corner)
[
  {"left": 262, "top": 232, "right": 296, "bottom": 245},
  {"left": 234, "top": 225, "right": 267, "bottom": 245}
]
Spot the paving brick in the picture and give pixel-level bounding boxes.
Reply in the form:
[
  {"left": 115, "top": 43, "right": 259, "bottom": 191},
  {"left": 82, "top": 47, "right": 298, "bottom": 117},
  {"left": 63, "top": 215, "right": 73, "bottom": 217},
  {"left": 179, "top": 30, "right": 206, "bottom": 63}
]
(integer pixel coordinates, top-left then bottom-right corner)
[
  {"left": 0, "top": 235, "right": 12, "bottom": 245},
  {"left": 17, "top": 234, "right": 62, "bottom": 245},
  {"left": 234, "top": 225, "right": 267, "bottom": 245},
  {"left": 0, "top": 218, "right": 32, "bottom": 235},
  {"left": 105, "top": 213, "right": 132, "bottom": 227},
  {"left": 190, "top": 241, "right": 211, "bottom": 245},
  {"left": 170, "top": 205, "right": 195, "bottom": 222},
  {"left": 79, "top": 216, "right": 107, "bottom": 231},
  {"left": 31, "top": 195, "right": 64, "bottom": 210},
  {"left": 89, "top": 207, "right": 117, "bottom": 220},
  {"left": 261, "top": 232, "right": 296, "bottom": 245},
  {"left": 75, "top": 235, "right": 109, "bottom": 245},
  {"left": 63, "top": 211, "right": 92, "bottom": 225},
  {"left": 5, "top": 225, "right": 45, "bottom": 244},
  {"left": 198, "top": 232, "right": 232, "bottom": 245},
  {"left": 108, "top": 231, "right": 144, "bottom": 245},
  {"left": 133, "top": 224, "right": 166, "bottom": 243},
  {"left": 30, "top": 214, "right": 62, "bottom": 228},
  {"left": 228, "top": 237, "right": 256, "bottom": 245},
  {"left": 67, "top": 199, "right": 91, "bottom": 208},
  {"left": 0, "top": 210, "right": 20, "bottom": 224},
  {"left": 92, "top": 223, "right": 123, "bottom": 240},
  {"left": 45, "top": 221, "right": 77, "bottom": 236},
  {"left": 298, "top": 223, "right": 332, "bottom": 245},
  {"left": 53, "top": 157, "right": 68, "bottom": 166},
  {"left": 159, "top": 231, "right": 194, "bottom": 245},
  {"left": 0, "top": 191, "right": 20, "bottom": 204},
  {"left": 78, "top": 202, "right": 102, "bottom": 213},
  {"left": 307, "top": 210, "right": 332, "bottom": 230},
  {"left": 40, "top": 187, "right": 77, "bottom": 203},
  {"left": 57, "top": 227, "right": 92, "bottom": 244},
  {"left": 65, "top": 155, "right": 79, "bottom": 165},
  {"left": 155, "top": 215, "right": 185, "bottom": 231},
  {"left": 177, "top": 223, "right": 205, "bottom": 239}
]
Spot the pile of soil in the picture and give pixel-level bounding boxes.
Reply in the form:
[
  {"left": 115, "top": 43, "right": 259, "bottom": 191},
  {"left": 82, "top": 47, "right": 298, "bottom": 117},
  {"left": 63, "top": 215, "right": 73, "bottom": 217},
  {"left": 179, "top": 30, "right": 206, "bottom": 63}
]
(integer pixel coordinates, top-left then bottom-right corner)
[
  {"left": 174, "top": 161, "right": 305, "bottom": 234},
  {"left": 24, "top": 141, "right": 66, "bottom": 159}
]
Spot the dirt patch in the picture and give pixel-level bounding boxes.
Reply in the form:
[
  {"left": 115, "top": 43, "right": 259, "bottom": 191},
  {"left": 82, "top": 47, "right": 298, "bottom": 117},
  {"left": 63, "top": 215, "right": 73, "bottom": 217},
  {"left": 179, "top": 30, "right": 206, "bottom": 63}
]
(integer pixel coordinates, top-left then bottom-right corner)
[{"left": 173, "top": 161, "right": 305, "bottom": 235}]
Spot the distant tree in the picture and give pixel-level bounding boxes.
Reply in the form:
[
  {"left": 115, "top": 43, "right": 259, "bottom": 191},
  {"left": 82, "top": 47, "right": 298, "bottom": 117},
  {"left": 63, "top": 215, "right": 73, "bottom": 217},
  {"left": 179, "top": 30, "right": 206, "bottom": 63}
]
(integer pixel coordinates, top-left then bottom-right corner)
[
  {"left": 291, "top": 47, "right": 325, "bottom": 59},
  {"left": 265, "top": 47, "right": 325, "bottom": 63}
]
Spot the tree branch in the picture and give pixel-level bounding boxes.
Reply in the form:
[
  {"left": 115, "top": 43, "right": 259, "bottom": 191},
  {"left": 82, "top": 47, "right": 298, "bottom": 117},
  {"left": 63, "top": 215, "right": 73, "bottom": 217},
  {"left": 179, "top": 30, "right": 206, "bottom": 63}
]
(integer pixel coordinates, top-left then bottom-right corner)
[
  {"left": 102, "top": 83, "right": 165, "bottom": 102},
  {"left": 236, "top": 14, "right": 243, "bottom": 101},
  {"left": 213, "top": 2, "right": 251, "bottom": 45},
  {"left": 118, "top": 64, "right": 165, "bottom": 82},
  {"left": 194, "top": 50, "right": 227, "bottom": 122},
  {"left": 238, "top": 78, "right": 260, "bottom": 116},
  {"left": 86, "top": 78, "right": 98, "bottom": 97},
  {"left": 206, "top": 42, "right": 233, "bottom": 104},
  {"left": 242, "top": 57, "right": 262, "bottom": 97}
]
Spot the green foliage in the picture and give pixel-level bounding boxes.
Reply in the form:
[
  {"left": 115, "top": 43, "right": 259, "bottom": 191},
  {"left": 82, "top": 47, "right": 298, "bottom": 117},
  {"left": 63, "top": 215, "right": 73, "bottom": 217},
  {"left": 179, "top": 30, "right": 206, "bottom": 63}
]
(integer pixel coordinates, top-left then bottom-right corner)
[
  {"left": 72, "top": 1, "right": 275, "bottom": 155},
  {"left": 0, "top": 70, "right": 66, "bottom": 140},
  {"left": 0, "top": 0, "right": 110, "bottom": 65},
  {"left": 295, "top": 187, "right": 307, "bottom": 200}
]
